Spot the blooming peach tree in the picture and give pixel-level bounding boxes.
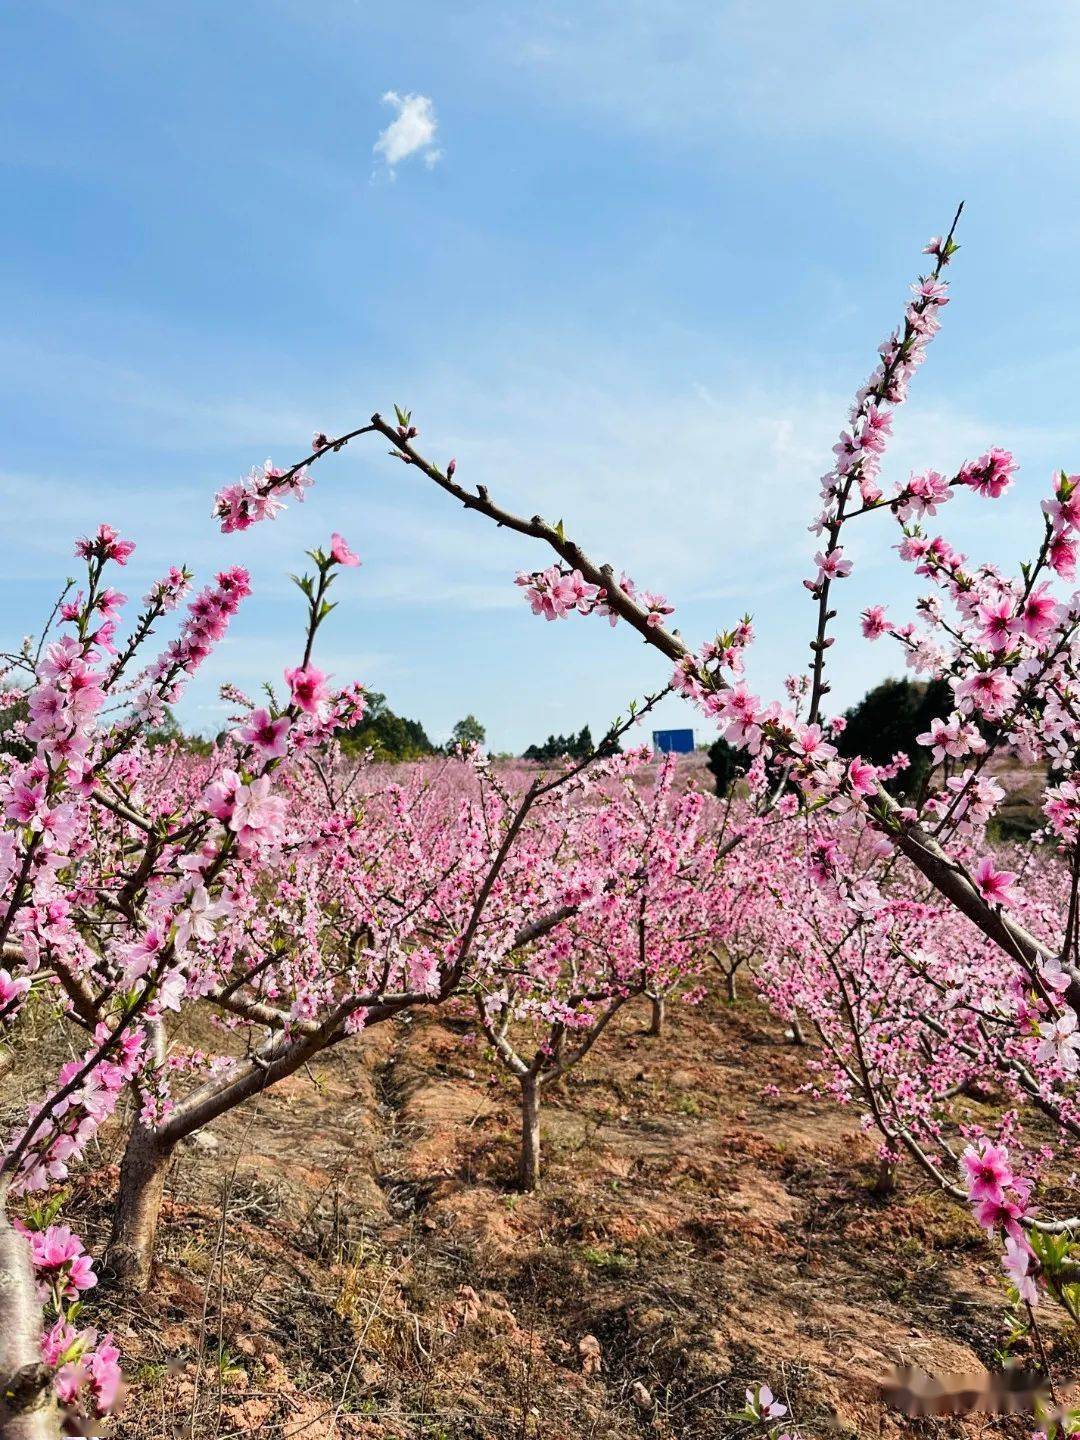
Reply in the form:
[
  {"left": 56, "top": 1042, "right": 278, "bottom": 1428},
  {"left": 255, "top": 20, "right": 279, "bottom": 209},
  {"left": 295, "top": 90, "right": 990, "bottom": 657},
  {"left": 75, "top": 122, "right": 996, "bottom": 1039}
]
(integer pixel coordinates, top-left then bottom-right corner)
[
  {"left": 0, "top": 518, "right": 665, "bottom": 1432},
  {"left": 0, "top": 523, "right": 375, "bottom": 1432},
  {"left": 471, "top": 750, "right": 729, "bottom": 1188}
]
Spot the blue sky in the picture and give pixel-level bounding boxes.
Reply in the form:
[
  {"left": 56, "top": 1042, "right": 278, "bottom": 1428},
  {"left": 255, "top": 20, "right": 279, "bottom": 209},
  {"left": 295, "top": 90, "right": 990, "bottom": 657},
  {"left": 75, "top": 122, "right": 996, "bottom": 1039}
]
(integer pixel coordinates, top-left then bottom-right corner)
[{"left": 5, "top": 1, "right": 1080, "bottom": 750}]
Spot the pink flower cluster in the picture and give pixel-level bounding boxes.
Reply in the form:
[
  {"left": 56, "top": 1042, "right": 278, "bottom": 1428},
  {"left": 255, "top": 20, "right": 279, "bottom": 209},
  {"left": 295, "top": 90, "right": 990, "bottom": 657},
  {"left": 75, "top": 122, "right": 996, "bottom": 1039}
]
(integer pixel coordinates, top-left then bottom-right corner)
[
  {"left": 514, "top": 565, "right": 675, "bottom": 630},
  {"left": 213, "top": 458, "right": 312, "bottom": 533},
  {"left": 137, "top": 566, "right": 251, "bottom": 720},
  {"left": 41, "top": 1318, "right": 121, "bottom": 1416},
  {"left": 957, "top": 446, "right": 1018, "bottom": 499},
  {"left": 961, "top": 1144, "right": 1036, "bottom": 1304},
  {"left": 74, "top": 523, "right": 136, "bottom": 567},
  {"left": 27, "top": 1223, "right": 97, "bottom": 1302},
  {"left": 516, "top": 565, "right": 601, "bottom": 621}
]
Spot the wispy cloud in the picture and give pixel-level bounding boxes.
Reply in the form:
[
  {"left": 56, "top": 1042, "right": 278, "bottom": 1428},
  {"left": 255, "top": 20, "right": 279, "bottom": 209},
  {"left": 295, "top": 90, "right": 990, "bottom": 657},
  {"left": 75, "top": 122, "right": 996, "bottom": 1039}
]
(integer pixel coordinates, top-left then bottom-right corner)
[
  {"left": 490, "top": 1, "right": 1080, "bottom": 152},
  {"left": 373, "top": 91, "right": 442, "bottom": 176}
]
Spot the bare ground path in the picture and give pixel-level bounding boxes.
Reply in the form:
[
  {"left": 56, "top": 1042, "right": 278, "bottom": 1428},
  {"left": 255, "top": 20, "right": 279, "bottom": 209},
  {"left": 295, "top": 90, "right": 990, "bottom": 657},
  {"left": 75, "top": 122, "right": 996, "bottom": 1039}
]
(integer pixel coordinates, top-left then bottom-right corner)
[{"left": 70, "top": 994, "right": 1053, "bottom": 1438}]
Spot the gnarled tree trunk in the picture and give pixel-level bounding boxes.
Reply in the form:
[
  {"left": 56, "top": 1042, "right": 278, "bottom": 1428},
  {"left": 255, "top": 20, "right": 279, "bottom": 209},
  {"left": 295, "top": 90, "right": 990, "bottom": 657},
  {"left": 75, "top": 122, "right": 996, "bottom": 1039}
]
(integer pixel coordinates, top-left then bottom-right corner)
[
  {"left": 871, "top": 1156, "right": 898, "bottom": 1196},
  {"left": 519, "top": 1075, "right": 541, "bottom": 1192},
  {"left": 646, "top": 992, "right": 665, "bottom": 1037},
  {"left": 0, "top": 1205, "right": 58, "bottom": 1439},
  {"left": 106, "top": 1123, "right": 175, "bottom": 1292}
]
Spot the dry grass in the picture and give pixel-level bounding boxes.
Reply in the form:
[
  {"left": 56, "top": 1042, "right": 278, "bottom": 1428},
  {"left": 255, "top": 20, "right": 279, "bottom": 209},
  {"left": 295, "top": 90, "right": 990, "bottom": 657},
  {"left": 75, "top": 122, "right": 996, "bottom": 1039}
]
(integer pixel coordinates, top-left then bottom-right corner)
[{"left": 3, "top": 989, "right": 1050, "bottom": 1438}]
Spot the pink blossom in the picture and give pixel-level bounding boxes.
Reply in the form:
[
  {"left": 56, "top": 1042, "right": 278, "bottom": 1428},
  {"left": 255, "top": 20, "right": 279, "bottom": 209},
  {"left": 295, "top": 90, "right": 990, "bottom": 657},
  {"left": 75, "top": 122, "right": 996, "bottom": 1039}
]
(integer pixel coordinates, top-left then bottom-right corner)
[
  {"left": 174, "top": 885, "right": 230, "bottom": 953},
  {"left": 954, "top": 668, "right": 1017, "bottom": 720},
  {"left": 39, "top": 802, "right": 78, "bottom": 852},
  {"left": 716, "top": 685, "right": 763, "bottom": 751},
  {"left": 0, "top": 967, "right": 31, "bottom": 1016},
  {"left": 976, "top": 598, "right": 1018, "bottom": 652},
  {"left": 29, "top": 1225, "right": 97, "bottom": 1300},
  {"left": 5, "top": 778, "right": 46, "bottom": 827},
  {"left": 974, "top": 1193, "right": 1028, "bottom": 1243},
  {"left": 858, "top": 402, "right": 892, "bottom": 454},
  {"left": 285, "top": 664, "right": 329, "bottom": 716},
  {"left": 54, "top": 1360, "right": 89, "bottom": 1405},
  {"left": 831, "top": 431, "right": 861, "bottom": 474},
  {"left": 973, "top": 856, "right": 1018, "bottom": 908},
  {"left": 846, "top": 758, "right": 878, "bottom": 796},
  {"left": 746, "top": 1384, "right": 788, "bottom": 1420},
  {"left": 1040, "top": 955, "right": 1073, "bottom": 997},
  {"left": 899, "top": 469, "right": 951, "bottom": 520},
  {"left": 641, "top": 591, "right": 675, "bottom": 628},
  {"left": 144, "top": 566, "right": 191, "bottom": 611},
  {"left": 85, "top": 1334, "right": 122, "bottom": 1413},
  {"left": 912, "top": 277, "right": 950, "bottom": 305},
  {"left": 1002, "top": 1236, "right": 1037, "bottom": 1305},
  {"left": 38, "top": 637, "right": 84, "bottom": 682},
  {"left": 229, "top": 775, "right": 287, "bottom": 851},
  {"left": 120, "top": 927, "right": 168, "bottom": 984},
  {"left": 1036, "top": 1009, "right": 1080, "bottom": 1075},
  {"left": 203, "top": 768, "right": 241, "bottom": 824},
  {"left": 809, "top": 839, "right": 839, "bottom": 884},
  {"left": 958, "top": 448, "right": 1017, "bottom": 499},
  {"left": 813, "top": 548, "right": 853, "bottom": 584},
  {"left": 329, "top": 532, "right": 361, "bottom": 567},
  {"left": 74, "top": 523, "right": 136, "bottom": 566},
  {"left": 916, "top": 715, "right": 984, "bottom": 765},
  {"left": 213, "top": 459, "right": 306, "bottom": 533},
  {"left": 41, "top": 1319, "right": 79, "bottom": 1367},
  {"left": 235, "top": 707, "right": 291, "bottom": 759},
  {"left": 860, "top": 605, "right": 888, "bottom": 640},
  {"left": 0, "top": 832, "right": 15, "bottom": 892},
  {"left": 1049, "top": 532, "right": 1077, "bottom": 579},
  {"left": 961, "top": 1143, "right": 1012, "bottom": 1204},
  {"left": 792, "top": 724, "right": 836, "bottom": 763},
  {"left": 516, "top": 566, "right": 602, "bottom": 622},
  {"left": 1020, "top": 584, "right": 1059, "bottom": 642}
]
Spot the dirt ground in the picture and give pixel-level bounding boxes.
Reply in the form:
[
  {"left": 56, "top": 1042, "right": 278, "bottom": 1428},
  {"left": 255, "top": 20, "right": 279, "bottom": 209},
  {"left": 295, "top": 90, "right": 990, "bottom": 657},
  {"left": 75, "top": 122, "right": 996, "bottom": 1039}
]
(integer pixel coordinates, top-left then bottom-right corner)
[{"left": 59, "top": 989, "right": 1065, "bottom": 1440}]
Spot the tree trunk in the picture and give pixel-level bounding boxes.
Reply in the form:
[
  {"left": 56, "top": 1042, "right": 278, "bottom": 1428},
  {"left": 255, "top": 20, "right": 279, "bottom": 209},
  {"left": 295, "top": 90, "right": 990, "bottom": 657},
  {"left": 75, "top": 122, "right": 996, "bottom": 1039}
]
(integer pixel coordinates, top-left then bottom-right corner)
[
  {"left": 724, "top": 969, "right": 738, "bottom": 1003},
  {"left": 0, "top": 1205, "right": 58, "bottom": 1439},
  {"left": 519, "top": 1076, "right": 541, "bottom": 1192},
  {"left": 646, "top": 993, "right": 665, "bottom": 1037},
  {"left": 106, "top": 1123, "right": 175, "bottom": 1292},
  {"left": 871, "top": 1156, "right": 898, "bottom": 1196},
  {"left": 788, "top": 1011, "right": 806, "bottom": 1046}
]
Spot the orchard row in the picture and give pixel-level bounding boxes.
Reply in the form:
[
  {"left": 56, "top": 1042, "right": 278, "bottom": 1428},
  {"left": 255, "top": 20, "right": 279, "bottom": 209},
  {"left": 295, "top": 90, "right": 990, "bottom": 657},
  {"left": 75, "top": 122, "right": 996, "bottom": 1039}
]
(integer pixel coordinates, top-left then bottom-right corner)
[{"left": 6, "top": 214, "right": 1080, "bottom": 1438}]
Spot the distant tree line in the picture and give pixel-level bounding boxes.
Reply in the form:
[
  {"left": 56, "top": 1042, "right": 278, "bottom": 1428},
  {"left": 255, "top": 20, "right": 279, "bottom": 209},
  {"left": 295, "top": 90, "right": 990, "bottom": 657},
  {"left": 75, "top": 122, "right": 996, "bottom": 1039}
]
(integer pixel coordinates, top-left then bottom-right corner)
[
  {"left": 338, "top": 690, "right": 437, "bottom": 760},
  {"left": 0, "top": 679, "right": 628, "bottom": 769},
  {"left": 520, "top": 725, "right": 624, "bottom": 763}
]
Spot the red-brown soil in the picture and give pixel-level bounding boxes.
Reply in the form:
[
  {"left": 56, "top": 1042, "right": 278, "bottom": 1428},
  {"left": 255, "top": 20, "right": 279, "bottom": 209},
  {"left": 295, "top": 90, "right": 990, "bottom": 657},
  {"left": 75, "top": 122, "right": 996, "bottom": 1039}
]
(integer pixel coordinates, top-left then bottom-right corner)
[{"left": 61, "top": 993, "right": 1062, "bottom": 1438}]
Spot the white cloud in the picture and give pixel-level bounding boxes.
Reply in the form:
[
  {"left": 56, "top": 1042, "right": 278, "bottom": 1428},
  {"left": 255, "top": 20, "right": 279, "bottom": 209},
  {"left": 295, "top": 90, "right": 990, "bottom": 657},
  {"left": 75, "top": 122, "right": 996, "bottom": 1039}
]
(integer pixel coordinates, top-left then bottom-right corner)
[{"left": 373, "top": 91, "right": 441, "bottom": 176}]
